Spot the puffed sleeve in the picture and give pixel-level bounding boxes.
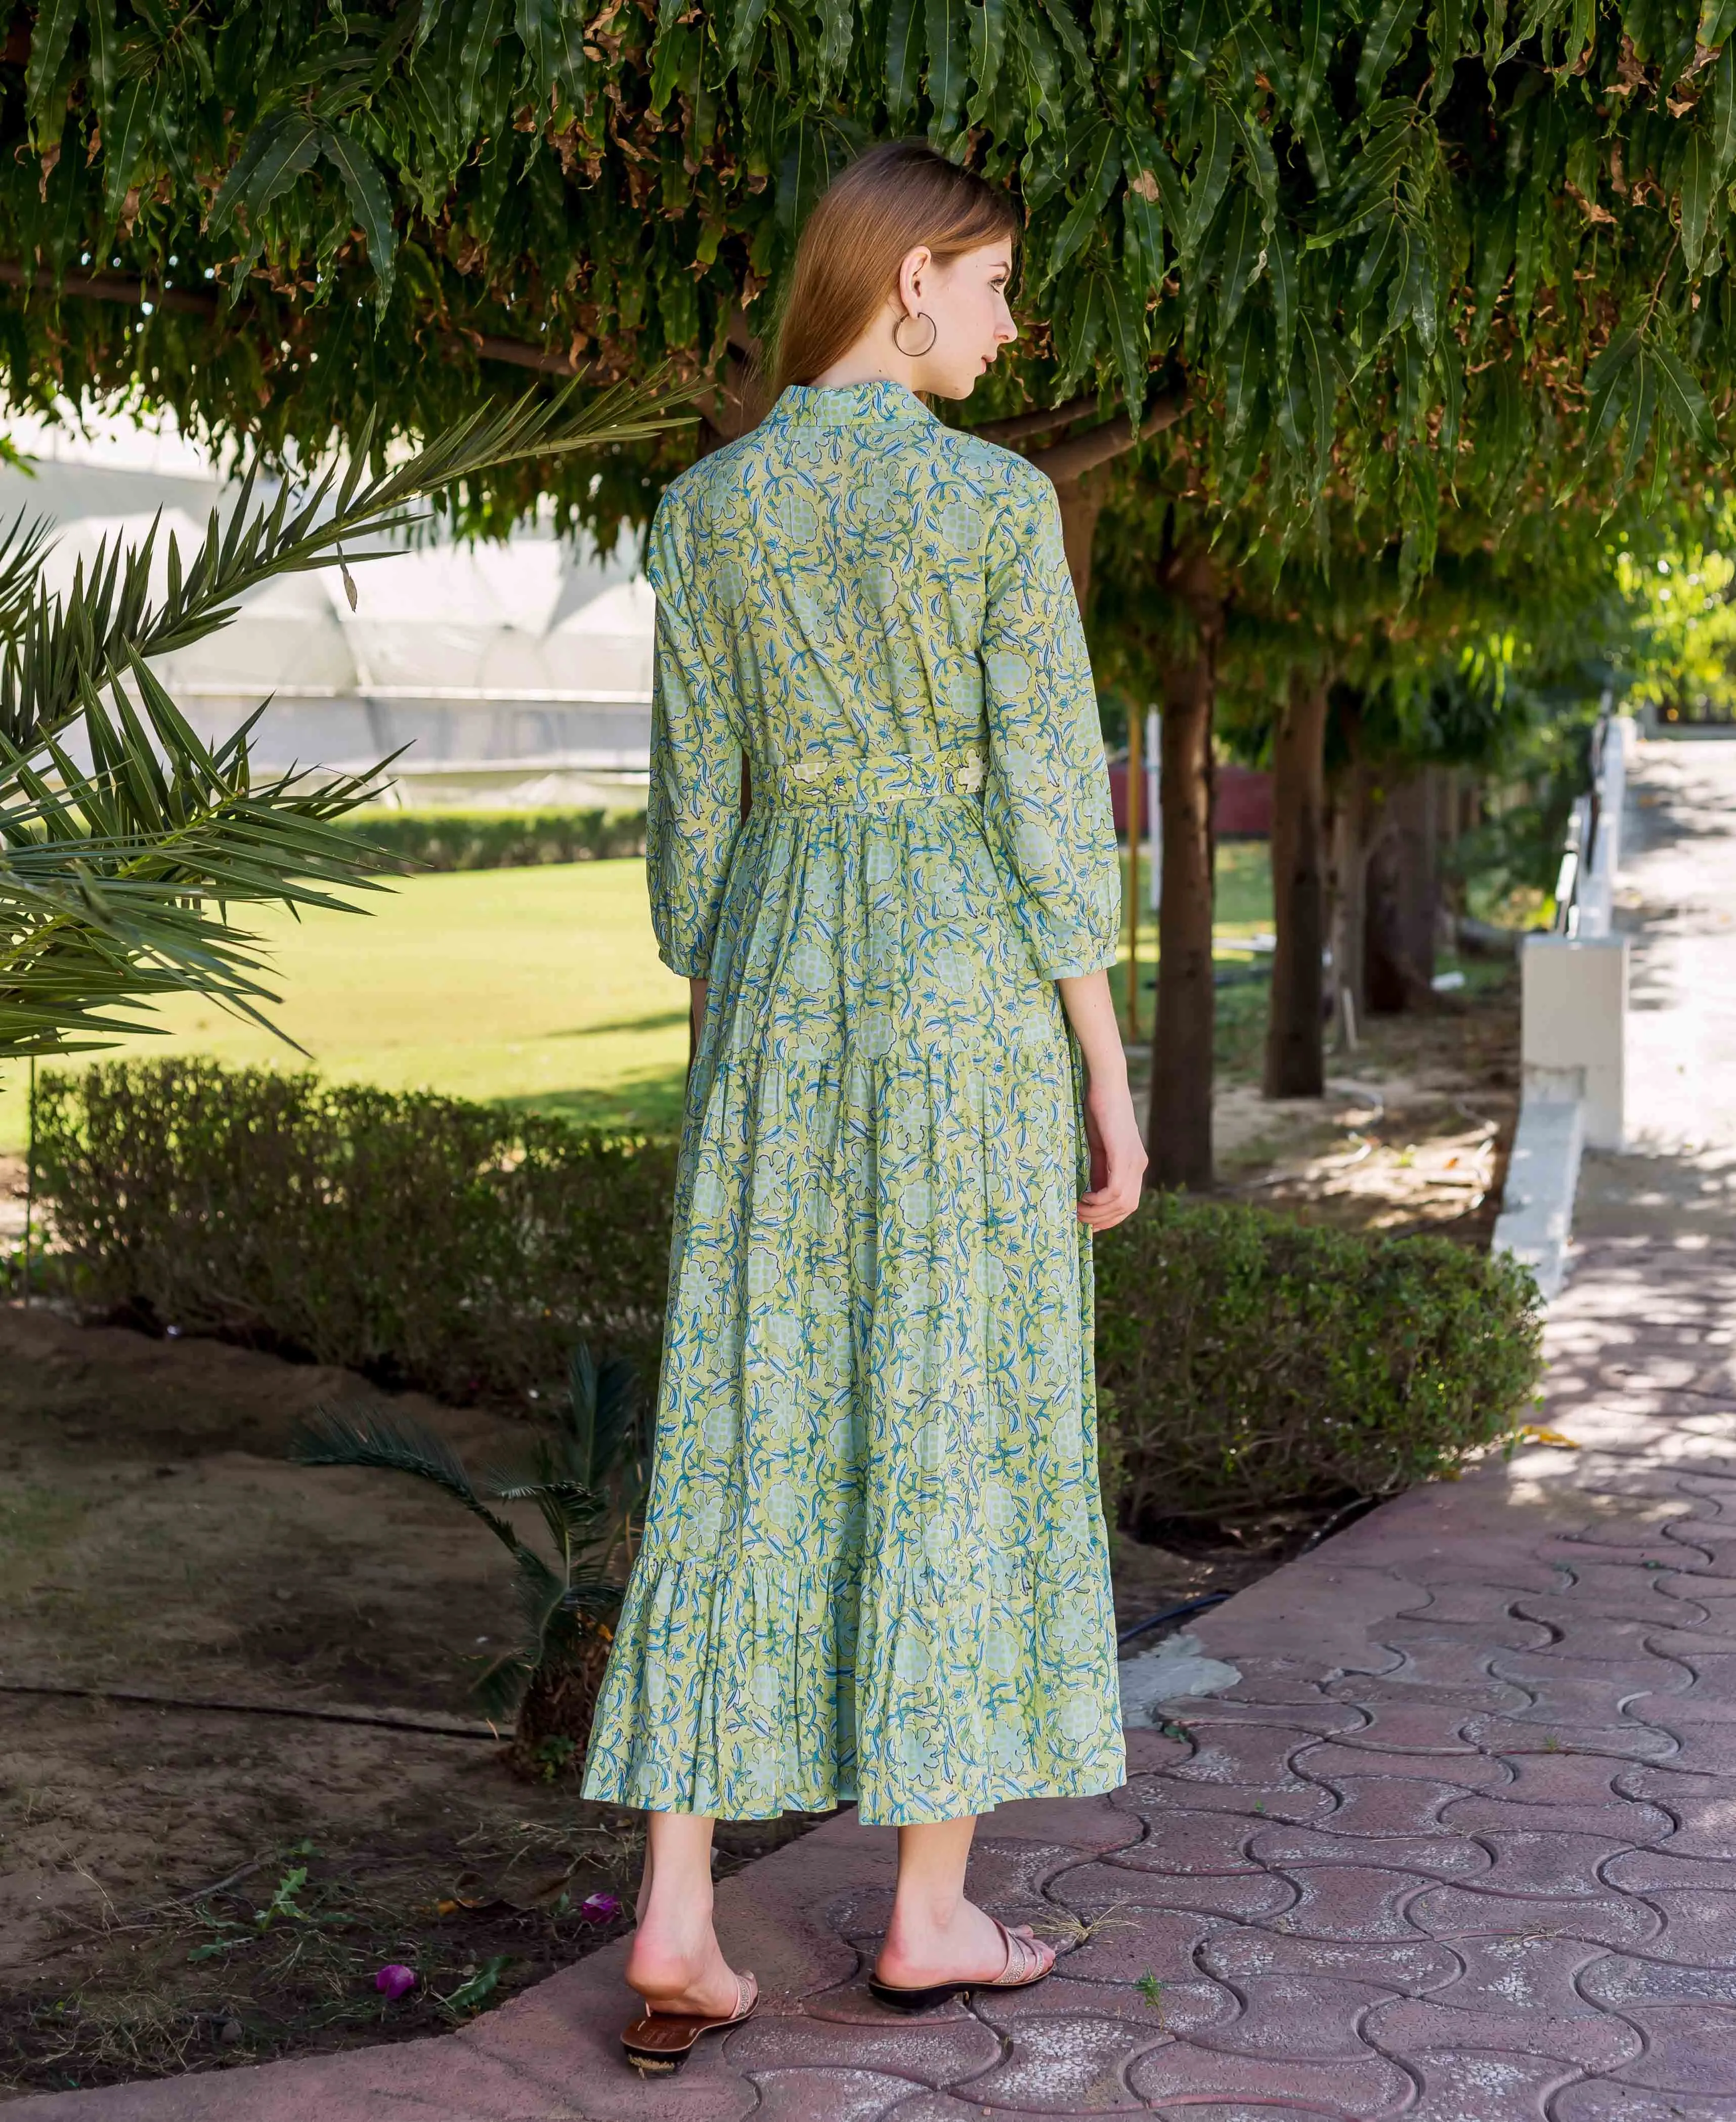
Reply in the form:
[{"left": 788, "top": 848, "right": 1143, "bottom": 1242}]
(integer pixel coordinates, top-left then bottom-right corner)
[
  {"left": 644, "top": 485, "right": 743, "bottom": 980},
  {"left": 979, "top": 459, "right": 1122, "bottom": 981}
]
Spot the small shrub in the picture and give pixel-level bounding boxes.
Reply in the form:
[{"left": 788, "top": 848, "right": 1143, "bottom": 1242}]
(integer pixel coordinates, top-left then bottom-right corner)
[
  {"left": 1095, "top": 1193, "right": 1545, "bottom": 1525},
  {"left": 341, "top": 808, "right": 647, "bottom": 873},
  {"left": 33, "top": 1059, "right": 676, "bottom": 1403},
  {"left": 291, "top": 1343, "right": 647, "bottom": 1774},
  {"left": 34, "top": 1062, "right": 1544, "bottom": 1525}
]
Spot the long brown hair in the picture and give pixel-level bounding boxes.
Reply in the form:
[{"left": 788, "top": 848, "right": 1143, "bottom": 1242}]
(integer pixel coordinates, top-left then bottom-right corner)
[{"left": 770, "top": 142, "right": 1019, "bottom": 394}]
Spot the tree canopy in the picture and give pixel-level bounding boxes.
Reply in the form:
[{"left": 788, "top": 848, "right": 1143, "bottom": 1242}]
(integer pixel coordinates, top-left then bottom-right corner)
[{"left": 2, "top": 0, "right": 1734, "bottom": 556}]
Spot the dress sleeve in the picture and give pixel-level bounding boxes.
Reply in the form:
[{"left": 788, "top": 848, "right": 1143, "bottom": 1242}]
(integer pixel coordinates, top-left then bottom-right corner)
[
  {"left": 644, "top": 488, "right": 743, "bottom": 980},
  {"left": 979, "top": 459, "right": 1122, "bottom": 982}
]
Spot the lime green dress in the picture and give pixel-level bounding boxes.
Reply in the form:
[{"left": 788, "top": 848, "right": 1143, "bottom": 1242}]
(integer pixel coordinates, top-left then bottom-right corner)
[{"left": 580, "top": 378, "right": 1125, "bottom": 1827}]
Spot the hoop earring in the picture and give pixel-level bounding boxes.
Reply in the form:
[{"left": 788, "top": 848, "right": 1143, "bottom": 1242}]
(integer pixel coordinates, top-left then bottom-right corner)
[{"left": 892, "top": 310, "right": 938, "bottom": 357}]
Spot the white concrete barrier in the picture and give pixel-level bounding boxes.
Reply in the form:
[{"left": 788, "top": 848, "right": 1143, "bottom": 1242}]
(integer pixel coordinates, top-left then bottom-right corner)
[
  {"left": 1490, "top": 1094, "right": 1585, "bottom": 1301},
  {"left": 1518, "top": 935, "right": 1629, "bottom": 1152},
  {"left": 1492, "top": 713, "right": 1633, "bottom": 1298}
]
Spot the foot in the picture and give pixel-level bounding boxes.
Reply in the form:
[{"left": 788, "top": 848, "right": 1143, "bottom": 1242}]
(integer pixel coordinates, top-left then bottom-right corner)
[
  {"left": 625, "top": 1921, "right": 751, "bottom": 2022},
  {"left": 874, "top": 1901, "right": 1054, "bottom": 1991}
]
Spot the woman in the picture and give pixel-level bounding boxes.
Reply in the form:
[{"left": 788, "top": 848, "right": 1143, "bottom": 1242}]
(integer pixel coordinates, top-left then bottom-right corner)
[{"left": 581, "top": 138, "right": 1147, "bottom": 2071}]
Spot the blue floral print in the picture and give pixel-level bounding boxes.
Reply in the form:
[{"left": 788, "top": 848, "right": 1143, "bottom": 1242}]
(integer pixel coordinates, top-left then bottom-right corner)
[{"left": 579, "top": 378, "right": 1125, "bottom": 1827}]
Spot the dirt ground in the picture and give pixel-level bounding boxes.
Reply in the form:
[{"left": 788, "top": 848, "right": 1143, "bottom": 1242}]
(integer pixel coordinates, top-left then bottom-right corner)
[
  {"left": 0, "top": 963, "right": 1521, "bottom": 2097},
  {"left": 0, "top": 1308, "right": 830, "bottom": 2097},
  {"left": 1125, "top": 958, "right": 1521, "bottom": 1249}
]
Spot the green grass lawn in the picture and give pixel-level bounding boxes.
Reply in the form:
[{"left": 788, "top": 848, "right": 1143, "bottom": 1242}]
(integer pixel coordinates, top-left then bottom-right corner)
[
  {"left": 0, "top": 862, "right": 693, "bottom": 1153},
  {"left": 1, "top": 840, "right": 1276, "bottom": 1153}
]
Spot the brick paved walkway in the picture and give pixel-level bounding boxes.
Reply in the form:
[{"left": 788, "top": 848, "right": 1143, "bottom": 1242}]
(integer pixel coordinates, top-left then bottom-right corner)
[{"left": 16, "top": 740, "right": 1736, "bottom": 2120}]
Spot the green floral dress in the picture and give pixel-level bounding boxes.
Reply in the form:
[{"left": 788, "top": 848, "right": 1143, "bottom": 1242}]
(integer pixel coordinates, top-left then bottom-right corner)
[{"left": 580, "top": 378, "right": 1125, "bottom": 1827}]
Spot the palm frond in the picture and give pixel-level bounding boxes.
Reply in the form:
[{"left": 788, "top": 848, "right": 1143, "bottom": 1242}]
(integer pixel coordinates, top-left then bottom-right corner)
[
  {"left": 289, "top": 1410, "right": 524, "bottom": 1555},
  {"left": 559, "top": 1340, "right": 641, "bottom": 1490},
  {"left": 471, "top": 1650, "right": 535, "bottom": 1724},
  {"left": 0, "top": 370, "right": 690, "bottom": 1059},
  {"left": 0, "top": 508, "right": 53, "bottom": 642},
  {"left": 2, "top": 372, "right": 691, "bottom": 750}
]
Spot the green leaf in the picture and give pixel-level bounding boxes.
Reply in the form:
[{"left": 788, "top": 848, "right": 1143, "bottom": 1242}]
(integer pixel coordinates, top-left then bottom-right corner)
[
  {"left": 207, "top": 113, "right": 305, "bottom": 235},
  {"left": 1397, "top": 447, "right": 1440, "bottom": 595},
  {"left": 1681, "top": 128, "right": 1715, "bottom": 278},
  {"left": 1652, "top": 342, "right": 1717, "bottom": 449},
  {"left": 1295, "top": 311, "right": 1337, "bottom": 486},
  {"left": 1356, "top": 0, "right": 1423, "bottom": 104},
  {"left": 1035, "top": 0, "right": 1093, "bottom": 84},
  {"left": 86, "top": 0, "right": 119, "bottom": 140},
  {"left": 1231, "top": 107, "right": 1279, "bottom": 234},
  {"left": 1121, "top": 140, "right": 1166, "bottom": 286},
  {"left": 1583, "top": 323, "right": 1641, "bottom": 451},
  {"left": 887, "top": 0, "right": 924, "bottom": 121},
  {"left": 457, "top": 0, "right": 508, "bottom": 144},
  {"left": 1714, "top": 41, "right": 1736, "bottom": 184},
  {"left": 1046, "top": 123, "right": 1119, "bottom": 281},
  {"left": 1052, "top": 265, "right": 1107, "bottom": 393},
  {"left": 1181, "top": 101, "right": 1233, "bottom": 260},
  {"left": 319, "top": 125, "right": 398, "bottom": 303},
  {"left": 250, "top": 117, "right": 325, "bottom": 216},
  {"left": 24, "top": 0, "right": 79, "bottom": 140},
  {"left": 1294, "top": 0, "right": 1335, "bottom": 123},
  {"left": 1700, "top": 0, "right": 1736, "bottom": 46},
  {"left": 815, "top": 0, "right": 854, "bottom": 82},
  {"left": 725, "top": 0, "right": 774, "bottom": 68},
  {"left": 1620, "top": 348, "right": 1658, "bottom": 487},
  {"left": 1222, "top": 305, "right": 1259, "bottom": 443},
  {"left": 967, "top": 0, "right": 1009, "bottom": 122},
  {"left": 101, "top": 77, "right": 158, "bottom": 232},
  {"left": 439, "top": 1955, "right": 511, "bottom": 2017},
  {"left": 1427, "top": 0, "right": 1466, "bottom": 107},
  {"left": 1268, "top": 218, "right": 1298, "bottom": 365},
  {"left": 1104, "top": 268, "right": 1149, "bottom": 422},
  {"left": 514, "top": 0, "right": 589, "bottom": 101},
  {"left": 927, "top": 0, "right": 970, "bottom": 136},
  {"left": 1510, "top": 182, "right": 1544, "bottom": 327},
  {"left": 1217, "top": 183, "right": 1263, "bottom": 335}
]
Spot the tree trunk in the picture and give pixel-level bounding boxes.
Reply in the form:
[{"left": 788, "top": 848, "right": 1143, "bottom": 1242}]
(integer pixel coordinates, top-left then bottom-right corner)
[
  {"left": 1263, "top": 669, "right": 1330, "bottom": 1098},
  {"left": 1364, "top": 769, "right": 1438, "bottom": 1012},
  {"left": 509, "top": 1623, "right": 616, "bottom": 1780},
  {"left": 1148, "top": 554, "right": 1221, "bottom": 1190},
  {"left": 1325, "top": 702, "right": 1369, "bottom": 1051},
  {"left": 1053, "top": 464, "right": 1111, "bottom": 609}
]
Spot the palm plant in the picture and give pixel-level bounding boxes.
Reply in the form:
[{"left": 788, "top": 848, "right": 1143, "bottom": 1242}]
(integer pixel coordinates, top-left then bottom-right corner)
[
  {"left": 0, "top": 377, "right": 690, "bottom": 1060},
  {"left": 290, "top": 1342, "right": 648, "bottom": 1777}
]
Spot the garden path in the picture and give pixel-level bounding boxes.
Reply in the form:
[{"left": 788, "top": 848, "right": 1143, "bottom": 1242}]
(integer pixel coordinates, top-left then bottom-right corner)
[{"left": 16, "top": 738, "right": 1736, "bottom": 2122}]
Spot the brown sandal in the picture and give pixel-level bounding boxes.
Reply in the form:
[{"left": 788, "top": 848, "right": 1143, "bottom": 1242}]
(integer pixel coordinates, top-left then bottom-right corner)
[
  {"left": 621, "top": 1970, "right": 758, "bottom": 2075},
  {"left": 869, "top": 1918, "right": 1055, "bottom": 2014}
]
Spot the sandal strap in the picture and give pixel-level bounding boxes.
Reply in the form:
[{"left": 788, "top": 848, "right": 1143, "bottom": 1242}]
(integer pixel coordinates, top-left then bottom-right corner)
[{"left": 989, "top": 1919, "right": 1050, "bottom": 1987}]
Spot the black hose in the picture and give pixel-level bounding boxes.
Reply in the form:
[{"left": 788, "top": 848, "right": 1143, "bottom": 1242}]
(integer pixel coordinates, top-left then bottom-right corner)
[{"left": 1116, "top": 1589, "right": 1231, "bottom": 1650}]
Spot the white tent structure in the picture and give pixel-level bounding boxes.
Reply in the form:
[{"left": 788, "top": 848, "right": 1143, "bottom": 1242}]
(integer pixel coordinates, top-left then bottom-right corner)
[{"left": 0, "top": 409, "right": 657, "bottom": 809}]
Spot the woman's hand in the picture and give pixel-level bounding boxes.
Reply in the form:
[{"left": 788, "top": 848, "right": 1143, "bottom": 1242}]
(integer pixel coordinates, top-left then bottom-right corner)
[
  {"left": 1057, "top": 968, "right": 1147, "bottom": 1231},
  {"left": 689, "top": 977, "right": 709, "bottom": 1044},
  {"left": 1079, "top": 1074, "right": 1147, "bottom": 1230}
]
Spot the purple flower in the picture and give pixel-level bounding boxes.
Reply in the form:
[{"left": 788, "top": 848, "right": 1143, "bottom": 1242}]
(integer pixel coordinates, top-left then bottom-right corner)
[
  {"left": 374, "top": 1964, "right": 417, "bottom": 2001},
  {"left": 577, "top": 1891, "right": 621, "bottom": 1925}
]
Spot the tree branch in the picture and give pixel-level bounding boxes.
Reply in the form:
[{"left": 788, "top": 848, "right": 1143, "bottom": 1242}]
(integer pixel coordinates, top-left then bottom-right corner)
[
  {"left": 0, "top": 261, "right": 221, "bottom": 318},
  {"left": 970, "top": 393, "right": 1101, "bottom": 445},
  {"left": 1027, "top": 390, "right": 1188, "bottom": 487},
  {"left": 0, "top": 263, "right": 602, "bottom": 381}
]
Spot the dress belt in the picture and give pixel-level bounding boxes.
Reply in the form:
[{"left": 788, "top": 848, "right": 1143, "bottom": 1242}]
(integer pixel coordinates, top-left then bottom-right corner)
[{"left": 757, "top": 746, "right": 987, "bottom": 811}]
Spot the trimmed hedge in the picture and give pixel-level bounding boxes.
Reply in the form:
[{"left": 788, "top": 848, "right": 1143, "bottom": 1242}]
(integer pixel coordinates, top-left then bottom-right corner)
[
  {"left": 34, "top": 1064, "right": 1545, "bottom": 1515},
  {"left": 1094, "top": 1193, "right": 1545, "bottom": 1522},
  {"left": 32, "top": 1060, "right": 676, "bottom": 1404},
  {"left": 342, "top": 807, "right": 647, "bottom": 872}
]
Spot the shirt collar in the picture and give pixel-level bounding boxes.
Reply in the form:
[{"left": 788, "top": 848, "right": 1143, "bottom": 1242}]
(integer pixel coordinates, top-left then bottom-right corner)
[{"left": 764, "top": 379, "right": 938, "bottom": 431}]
